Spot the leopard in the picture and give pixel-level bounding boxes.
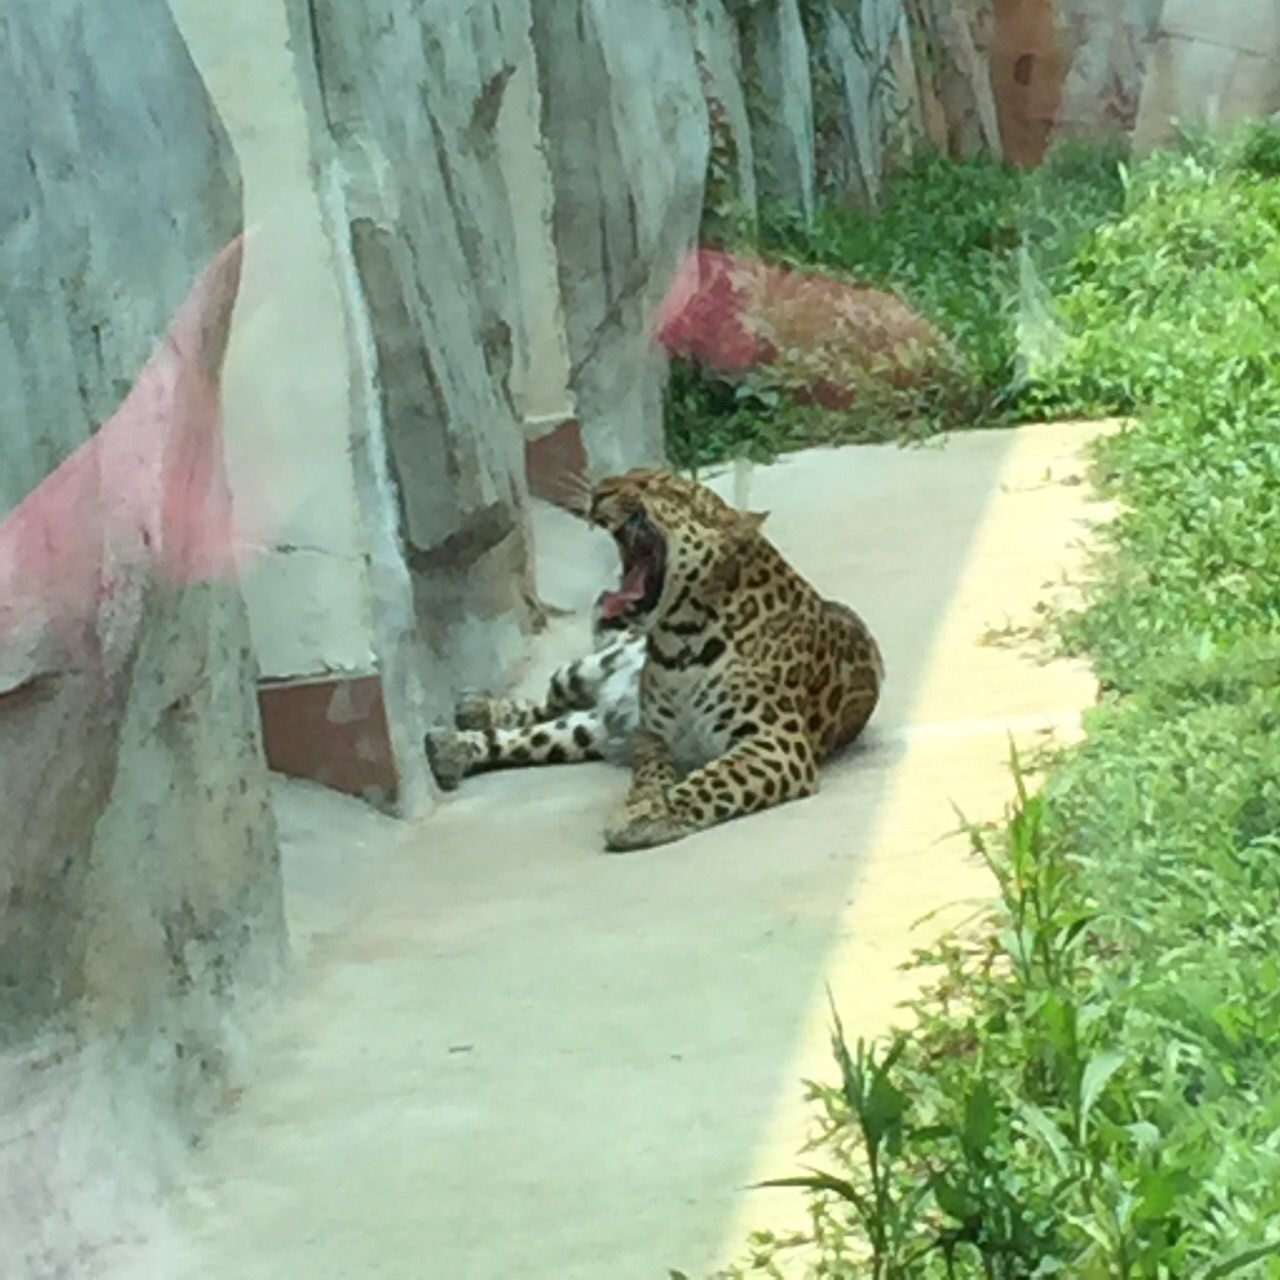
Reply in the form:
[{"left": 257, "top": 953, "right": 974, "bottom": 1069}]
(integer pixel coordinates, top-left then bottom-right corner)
[{"left": 424, "top": 466, "right": 884, "bottom": 854}]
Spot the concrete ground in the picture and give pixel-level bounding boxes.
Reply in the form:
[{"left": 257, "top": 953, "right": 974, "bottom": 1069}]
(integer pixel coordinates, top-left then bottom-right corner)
[{"left": 145, "top": 422, "right": 1108, "bottom": 1279}]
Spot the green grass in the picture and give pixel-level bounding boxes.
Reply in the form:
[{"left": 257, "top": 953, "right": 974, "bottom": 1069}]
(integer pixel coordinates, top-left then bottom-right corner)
[
  {"left": 689, "top": 123, "right": 1280, "bottom": 1278},
  {"left": 664, "top": 139, "right": 1128, "bottom": 469}
]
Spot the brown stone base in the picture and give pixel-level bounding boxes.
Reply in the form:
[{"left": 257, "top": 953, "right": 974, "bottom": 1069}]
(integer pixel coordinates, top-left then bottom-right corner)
[{"left": 257, "top": 674, "right": 398, "bottom": 810}]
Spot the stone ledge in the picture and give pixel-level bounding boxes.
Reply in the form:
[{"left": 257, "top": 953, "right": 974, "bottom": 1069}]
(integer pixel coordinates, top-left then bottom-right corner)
[{"left": 258, "top": 674, "right": 397, "bottom": 811}]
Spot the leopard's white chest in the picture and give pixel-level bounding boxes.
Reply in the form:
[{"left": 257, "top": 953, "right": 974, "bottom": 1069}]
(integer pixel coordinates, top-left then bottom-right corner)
[
  {"left": 594, "top": 633, "right": 644, "bottom": 762},
  {"left": 590, "top": 621, "right": 733, "bottom": 773},
  {"left": 644, "top": 668, "right": 734, "bottom": 774}
]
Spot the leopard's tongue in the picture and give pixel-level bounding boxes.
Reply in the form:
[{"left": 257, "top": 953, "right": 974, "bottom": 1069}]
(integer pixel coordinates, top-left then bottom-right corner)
[{"left": 598, "top": 562, "right": 648, "bottom": 619}]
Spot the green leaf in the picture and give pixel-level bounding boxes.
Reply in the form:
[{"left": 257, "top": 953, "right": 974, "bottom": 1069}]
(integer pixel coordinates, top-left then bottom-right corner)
[
  {"left": 1017, "top": 1101, "right": 1073, "bottom": 1175},
  {"left": 1037, "top": 991, "right": 1079, "bottom": 1060},
  {"left": 961, "top": 1079, "right": 999, "bottom": 1160},
  {"left": 931, "top": 1173, "right": 979, "bottom": 1223},
  {"left": 753, "top": 1169, "right": 872, "bottom": 1220},
  {"left": 1078, "top": 1049, "right": 1125, "bottom": 1135},
  {"left": 1204, "top": 1240, "right": 1280, "bottom": 1278},
  {"left": 862, "top": 1073, "right": 909, "bottom": 1150},
  {"left": 1135, "top": 1168, "right": 1177, "bottom": 1220}
]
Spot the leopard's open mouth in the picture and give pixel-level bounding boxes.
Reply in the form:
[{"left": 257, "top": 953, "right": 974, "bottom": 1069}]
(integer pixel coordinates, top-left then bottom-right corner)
[{"left": 599, "top": 511, "right": 666, "bottom": 621}]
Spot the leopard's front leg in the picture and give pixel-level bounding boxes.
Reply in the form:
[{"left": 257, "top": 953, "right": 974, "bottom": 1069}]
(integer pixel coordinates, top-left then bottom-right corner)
[
  {"left": 603, "top": 729, "right": 679, "bottom": 851},
  {"left": 603, "top": 730, "right": 818, "bottom": 852},
  {"left": 426, "top": 710, "right": 607, "bottom": 790}
]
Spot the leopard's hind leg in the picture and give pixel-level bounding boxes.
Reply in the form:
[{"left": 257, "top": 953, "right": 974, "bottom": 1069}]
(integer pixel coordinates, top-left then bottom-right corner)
[{"left": 426, "top": 710, "right": 610, "bottom": 791}]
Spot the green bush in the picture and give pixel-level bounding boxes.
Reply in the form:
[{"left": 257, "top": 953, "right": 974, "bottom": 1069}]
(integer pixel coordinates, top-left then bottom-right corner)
[
  {"left": 1030, "top": 143, "right": 1280, "bottom": 687},
  {"left": 1025, "top": 149, "right": 1280, "bottom": 423},
  {"left": 1233, "top": 118, "right": 1280, "bottom": 179},
  {"left": 692, "top": 130, "right": 1280, "bottom": 1278}
]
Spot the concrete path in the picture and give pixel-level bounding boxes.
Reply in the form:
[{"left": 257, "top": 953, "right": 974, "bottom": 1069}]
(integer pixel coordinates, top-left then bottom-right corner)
[{"left": 150, "top": 422, "right": 1108, "bottom": 1280}]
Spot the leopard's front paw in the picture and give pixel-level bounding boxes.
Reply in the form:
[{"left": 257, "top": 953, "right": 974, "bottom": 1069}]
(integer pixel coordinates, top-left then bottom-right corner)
[
  {"left": 424, "top": 727, "right": 475, "bottom": 791},
  {"left": 603, "top": 805, "right": 693, "bottom": 853}
]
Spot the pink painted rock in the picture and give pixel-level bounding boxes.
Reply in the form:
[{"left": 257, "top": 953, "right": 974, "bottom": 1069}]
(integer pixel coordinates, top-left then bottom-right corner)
[
  {"left": 0, "top": 234, "right": 267, "bottom": 682},
  {"left": 654, "top": 246, "right": 955, "bottom": 410}
]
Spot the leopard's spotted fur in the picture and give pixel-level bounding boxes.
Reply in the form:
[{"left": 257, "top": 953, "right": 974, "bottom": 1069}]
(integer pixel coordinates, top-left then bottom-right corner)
[{"left": 424, "top": 467, "right": 884, "bottom": 852}]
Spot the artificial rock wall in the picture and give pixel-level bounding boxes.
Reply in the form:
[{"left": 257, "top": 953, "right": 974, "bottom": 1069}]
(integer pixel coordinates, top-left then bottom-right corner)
[
  {"left": 280, "top": 0, "right": 544, "bottom": 811},
  {"left": 534, "top": 0, "right": 711, "bottom": 478},
  {"left": 0, "top": 0, "right": 287, "bottom": 1268},
  {"left": 169, "top": 0, "right": 713, "bottom": 811},
  {"left": 682, "top": 0, "right": 1280, "bottom": 227}
]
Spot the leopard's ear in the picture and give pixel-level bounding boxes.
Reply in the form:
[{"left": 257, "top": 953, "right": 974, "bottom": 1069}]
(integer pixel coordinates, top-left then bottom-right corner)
[{"left": 737, "top": 508, "right": 770, "bottom": 533}]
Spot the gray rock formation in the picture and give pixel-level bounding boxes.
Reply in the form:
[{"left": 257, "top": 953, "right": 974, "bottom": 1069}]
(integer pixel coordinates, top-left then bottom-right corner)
[
  {"left": 285, "top": 0, "right": 541, "bottom": 756},
  {"left": 817, "top": 0, "right": 916, "bottom": 208},
  {"left": 531, "top": 0, "right": 711, "bottom": 477},
  {"left": 1057, "top": 0, "right": 1164, "bottom": 143},
  {"left": 1135, "top": 0, "right": 1280, "bottom": 151},
  {"left": 909, "top": 0, "right": 1003, "bottom": 160},
  {"left": 0, "top": 0, "right": 286, "bottom": 1268},
  {"left": 690, "top": 0, "right": 760, "bottom": 238},
  {"left": 736, "top": 0, "right": 817, "bottom": 219}
]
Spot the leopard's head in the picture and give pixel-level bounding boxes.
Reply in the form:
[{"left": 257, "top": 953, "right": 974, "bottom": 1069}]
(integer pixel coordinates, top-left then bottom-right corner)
[{"left": 588, "top": 468, "right": 768, "bottom": 631}]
